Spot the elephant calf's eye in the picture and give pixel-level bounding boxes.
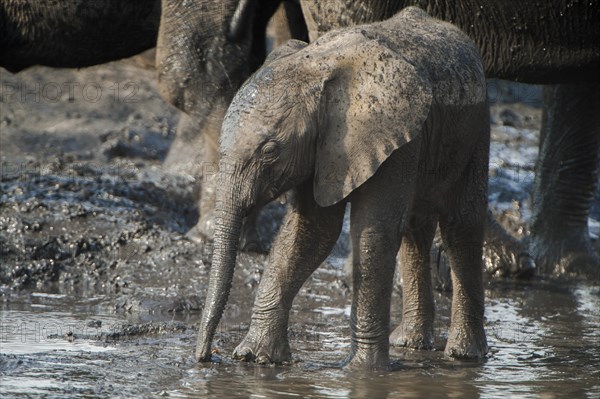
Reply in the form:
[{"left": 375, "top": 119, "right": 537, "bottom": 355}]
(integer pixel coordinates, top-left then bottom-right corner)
[{"left": 261, "top": 141, "right": 279, "bottom": 159}]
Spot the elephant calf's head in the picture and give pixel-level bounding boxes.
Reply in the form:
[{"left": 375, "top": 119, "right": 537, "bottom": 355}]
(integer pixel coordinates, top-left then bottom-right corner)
[
  {"left": 219, "top": 40, "right": 320, "bottom": 210},
  {"left": 219, "top": 30, "right": 432, "bottom": 212}
]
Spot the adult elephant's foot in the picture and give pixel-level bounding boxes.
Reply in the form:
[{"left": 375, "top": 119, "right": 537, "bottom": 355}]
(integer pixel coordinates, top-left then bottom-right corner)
[
  {"left": 482, "top": 212, "right": 536, "bottom": 279},
  {"left": 389, "top": 319, "right": 434, "bottom": 350},
  {"left": 238, "top": 215, "right": 266, "bottom": 253},
  {"left": 185, "top": 216, "right": 214, "bottom": 264},
  {"left": 232, "top": 323, "right": 291, "bottom": 364},
  {"left": 529, "top": 232, "right": 600, "bottom": 280},
  {"left": 186, "top": 213, "right": 214, "bottom": 244},
  {"left": 444, "top": 322, "right": 488, "bottom": 359},
  {"left": 431, "top": 212, "right": 535, "bottom": 290}
]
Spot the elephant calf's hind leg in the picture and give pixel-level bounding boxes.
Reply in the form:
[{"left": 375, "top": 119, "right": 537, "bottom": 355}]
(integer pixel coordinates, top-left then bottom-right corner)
[
  {"left": 439, "top": 172, "right": 488, "bottom": 359},
  {"left": 390, "top": 215, "right": 437, "bottom": 350}
]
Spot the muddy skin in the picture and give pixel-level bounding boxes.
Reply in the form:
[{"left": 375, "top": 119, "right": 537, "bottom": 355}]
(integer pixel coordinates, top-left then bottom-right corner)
[{"left": 195, "top": 8, "right": 490, "bottom": 370}]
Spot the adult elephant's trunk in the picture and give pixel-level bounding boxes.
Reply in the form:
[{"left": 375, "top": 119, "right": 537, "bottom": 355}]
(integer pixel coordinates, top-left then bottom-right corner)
[{"left": 195, "top": 200, "right": 244, "bottom": 361}]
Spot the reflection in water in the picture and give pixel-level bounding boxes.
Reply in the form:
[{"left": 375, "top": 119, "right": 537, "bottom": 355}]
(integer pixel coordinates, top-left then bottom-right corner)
[
  {"left": 478, "top": 282, "right": 600, "bottom": 399},
  {"left": 1, "top": 280, "right": 599, "bottom": 398}
]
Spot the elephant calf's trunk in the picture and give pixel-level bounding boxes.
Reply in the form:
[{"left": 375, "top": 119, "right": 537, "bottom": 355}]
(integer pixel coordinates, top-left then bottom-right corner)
[{"left": 195, "top": 208, "right": 243, "bottom": 361}]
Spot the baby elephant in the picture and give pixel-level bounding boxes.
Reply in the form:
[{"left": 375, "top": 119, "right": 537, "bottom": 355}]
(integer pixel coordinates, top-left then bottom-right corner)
[{"left": 195, "top": 6, "right": 489, "bottom": 369}]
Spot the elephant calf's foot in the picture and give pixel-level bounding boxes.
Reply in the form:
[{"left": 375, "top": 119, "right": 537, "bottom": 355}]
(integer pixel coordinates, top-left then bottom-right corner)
[
  {"left": 232, "top": 326, "right": 291, "bottom": 365},
  {"left": 343, "top": 343, "right": 390, "bottom": 371},
  {"left": 444, "top": 323, "right": 488, "bottom": 359},
  {"left": 529, "top": 234, "right": 600, "bottom": 280},
  {"left": 389, "top": 320, "right": 434, "bottom": 350}
]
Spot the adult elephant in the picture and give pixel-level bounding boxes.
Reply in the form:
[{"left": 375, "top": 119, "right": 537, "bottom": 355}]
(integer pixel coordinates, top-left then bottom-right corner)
[
  {"left": 156, "top": 0, "right": 307, "bottom": 250},
  {"left": 0, "top": 0, "right": 162, "bottom": 72},
  {"left": 298, "top": 0, "right": 600, "bottom": 280}
]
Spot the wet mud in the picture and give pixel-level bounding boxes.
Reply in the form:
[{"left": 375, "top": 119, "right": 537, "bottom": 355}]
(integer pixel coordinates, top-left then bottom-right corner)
[{"left": 1, "top": 60, "right": 599, "bottom": 397}]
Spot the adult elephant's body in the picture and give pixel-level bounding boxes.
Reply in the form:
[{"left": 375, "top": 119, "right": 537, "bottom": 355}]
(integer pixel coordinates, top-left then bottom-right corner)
[
  {"left": 301, "top": 0, "right": 599, "bottom": 83},
  {"left": 0, "top": 0, "right": 161, "bottom": 72},
  {"left": 300, "top": 0, "right": 600, "bottom": 279},
  {"left": 156, "top": 0, "right": 294, "bottom": 249}
]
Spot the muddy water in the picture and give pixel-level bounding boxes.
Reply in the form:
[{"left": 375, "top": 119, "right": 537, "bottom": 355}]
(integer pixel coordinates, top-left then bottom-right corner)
[{"left": 2, "top": 272, "right": 599, "bottom": 398}]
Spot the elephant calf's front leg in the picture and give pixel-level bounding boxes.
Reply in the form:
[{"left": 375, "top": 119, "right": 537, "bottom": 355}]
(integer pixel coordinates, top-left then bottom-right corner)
[
  {"left": 346, "top": 221, "right": 401, "bottom": 370},
  {"left": 233, "top": 185, "right": 346, "bottom": 364}
]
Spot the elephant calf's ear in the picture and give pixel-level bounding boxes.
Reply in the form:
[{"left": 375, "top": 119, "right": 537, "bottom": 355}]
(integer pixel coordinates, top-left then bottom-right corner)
[
  {"left": 313, "top": 43, "right": 433, "bottom": 207},
  {"left": 265, "top": 39, "right": 308, "bottom": 64}
]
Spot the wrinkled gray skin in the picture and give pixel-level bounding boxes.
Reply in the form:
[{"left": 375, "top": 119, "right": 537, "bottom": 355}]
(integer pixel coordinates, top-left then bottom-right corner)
[
  {"left": 299, "top": 0, "right": 600, "bottom": 281},
  {"left": 196, "top": 8, "right": 490, "bottom": 369},
  {"left": 0, "top": 0, "right": 161, "bottom": 72}
]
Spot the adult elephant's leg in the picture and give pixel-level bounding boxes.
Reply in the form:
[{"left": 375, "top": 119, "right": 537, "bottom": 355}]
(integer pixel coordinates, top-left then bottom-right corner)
[
  {"left": 390, "top": 214, "right": 437, "bottom": 350},
  {"left": 163, "top": 113, "right": 203, "bottom": 176},
  {"left": 233, "top": 183, "right": 346, "bottom": 364},
  {"left": 530, "top": 83, "right": 600, "bottom": 280},
  {"left": 178, "top": 107, "right": 226, "bottom": 242}
]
